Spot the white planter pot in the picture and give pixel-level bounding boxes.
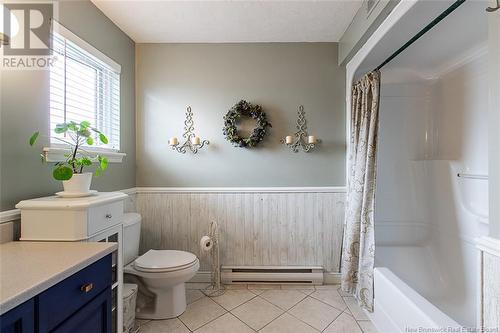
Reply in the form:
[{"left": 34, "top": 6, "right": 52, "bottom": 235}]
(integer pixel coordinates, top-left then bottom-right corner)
[{"left": 62, "top": 172, "right": 92, "bottom": 193}]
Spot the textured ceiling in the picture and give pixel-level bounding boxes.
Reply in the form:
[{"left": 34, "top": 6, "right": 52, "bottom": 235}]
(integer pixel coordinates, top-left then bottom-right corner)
[{"left": 91, "top": 0, "right": 362, "bottom": 43}]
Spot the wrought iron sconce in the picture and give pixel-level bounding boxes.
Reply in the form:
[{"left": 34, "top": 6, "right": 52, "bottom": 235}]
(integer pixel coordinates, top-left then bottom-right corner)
[
  {"left": 281, "top": 105, "right": 320, "bottom": 153},
  {"left": 169, "top": 106, "right": 209, "bottom": 154}
]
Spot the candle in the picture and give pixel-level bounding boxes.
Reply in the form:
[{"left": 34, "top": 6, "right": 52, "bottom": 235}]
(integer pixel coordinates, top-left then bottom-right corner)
[
  {"left": 285, "top": 136, "right": 293, "bottom": 144},
  {"left": 308, "top": 135, "right": 316, "bottom": 144},
  {"left": 191, "top": 137, "right": 201, "bottom": 145},
  {"left": 169, "top": 137, "right": 178, "bottom": 146}
]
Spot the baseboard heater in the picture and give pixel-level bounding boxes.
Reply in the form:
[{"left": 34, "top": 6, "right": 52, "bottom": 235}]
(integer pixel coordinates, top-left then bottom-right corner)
[{"left": 221, "top": 266, "right": 323, "bottom": 285}]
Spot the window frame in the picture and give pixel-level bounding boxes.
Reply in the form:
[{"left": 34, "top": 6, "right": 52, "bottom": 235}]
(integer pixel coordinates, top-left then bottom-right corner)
[{"left": 46, "top": 20, "right": 125, "bottom": 163}]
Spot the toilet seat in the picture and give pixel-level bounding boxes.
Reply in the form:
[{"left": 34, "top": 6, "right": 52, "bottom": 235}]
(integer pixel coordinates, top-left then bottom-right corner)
[{"left": 134, "top": 250, "right": 198, "bottom": 273}]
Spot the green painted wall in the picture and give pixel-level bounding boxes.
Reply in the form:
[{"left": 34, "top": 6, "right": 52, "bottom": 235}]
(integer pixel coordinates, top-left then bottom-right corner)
[
  {"left": 136, "top": 43, "right": 345, "bottom": 187},
  {"left": 0, "top": 1, "right": 136, "bottom": 210}
]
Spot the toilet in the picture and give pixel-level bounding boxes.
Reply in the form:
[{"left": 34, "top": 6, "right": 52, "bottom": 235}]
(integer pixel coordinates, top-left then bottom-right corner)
[{"left": 122, "top": 213, "right": 200, "bottom": 319}]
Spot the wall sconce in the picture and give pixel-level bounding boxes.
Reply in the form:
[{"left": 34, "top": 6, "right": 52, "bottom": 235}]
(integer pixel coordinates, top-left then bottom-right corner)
[
  {"left": 169, "top": 106, "right": 209, "bottom": 154},
  {"left": 281, "top": 105, "right": 320, "bottom": 153}
]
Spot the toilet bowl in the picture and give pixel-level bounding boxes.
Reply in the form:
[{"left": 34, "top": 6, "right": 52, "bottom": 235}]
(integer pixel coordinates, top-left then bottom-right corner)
[{"left": 122, "top": 214, "right": 200, "bottom": 319}]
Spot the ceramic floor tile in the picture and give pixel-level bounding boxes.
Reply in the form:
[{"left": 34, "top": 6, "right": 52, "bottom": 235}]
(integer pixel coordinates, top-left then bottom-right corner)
[
  {"left": 186, "top": 289, "right": 205, "bottom": 304},
  {"left": 309, "top": 289, "right": 347, "bottom": 311},
  {"left": 194, "top": 313, "right": 254, "bottom": 333},
  {"left": 357, "top": 320, "right": 379, "bottom": 333},
  {"left": 280, "top": 285, "right": 315, "bottom": 295},
  {"left": 288, "top": 297, "right": 342, "bottom": 331},
  {"left": 139, "top": 318, "right": 189, "bottom": 333},
  {"left": 259, "top": 313, "right": 318, "bottom": 333},
  {"left": 280, "top": 284, "right": 315, "bottom": 290},
  {"left": 186, "top": 282, "right": 210, "bottom": 290},
  {"left": 248, "top": 284, "right": 281, "bottom": 290},
  {"left": 178, "top": 296, "right": 227, "bottom": 331},
  {"left": 224, "top": 284, "right": 249, "bottom": 290},
  {"left": 344, "top": 307, "right": 353, "bottom": 316},
  {"left": 135, "top": 319, "right": 151, "bottom": 327},
  {"left": 259, "top": 289, "right": 307, "bottom": 310},
  {"left": 337, "top": 286, "right": 353, "bottom": 297},
  {"left": 231, "top": 296, "right": 284, "bottom": 330},
  {"left": 343, "top": 297, "right": 369, "bottom": 321},
  {"left": 211, "top": 290, "right": 257, "bottom": 310},
  {"left": 315, "top": 284, "right": 339, "bottom": 290},
  {"left": 323, "top": 312, "right": 362, "bottom": 333}
]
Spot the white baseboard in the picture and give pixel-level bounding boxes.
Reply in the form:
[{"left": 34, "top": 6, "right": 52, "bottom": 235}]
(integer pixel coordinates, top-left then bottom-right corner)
[{"left": 323, "top": 272, "right": 341, "bottom": 284}]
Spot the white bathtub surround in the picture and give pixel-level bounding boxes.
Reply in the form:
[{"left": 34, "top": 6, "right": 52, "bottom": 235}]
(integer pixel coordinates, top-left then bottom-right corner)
[
  {"left": 344, "top": 0, "right": 491, "bottom": 330},
  {"left": 134, "top": 187, "right": 346, "bottom": 272},
  {"left": 341, "top": 71, "right": 381, "bottom": 312},
  {"left": 477, "top": 237, "right": 500, "bottom": 329}
]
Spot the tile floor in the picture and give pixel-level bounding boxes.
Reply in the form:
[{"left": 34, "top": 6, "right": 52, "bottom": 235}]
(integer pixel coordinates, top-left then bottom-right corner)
[{"left": 136, "top": 284, "right": 378, "bottom": 333}]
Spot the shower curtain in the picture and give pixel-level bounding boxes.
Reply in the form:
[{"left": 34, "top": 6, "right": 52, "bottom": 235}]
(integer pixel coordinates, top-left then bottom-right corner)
[{"left": 341, "top": 70, "right": 380, "bottom": 312}]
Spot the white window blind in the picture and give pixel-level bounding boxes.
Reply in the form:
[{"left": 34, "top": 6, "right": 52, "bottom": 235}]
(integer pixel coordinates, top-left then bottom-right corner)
[{"left": 50, "top": 22, "right": 121, "bottom": 151}]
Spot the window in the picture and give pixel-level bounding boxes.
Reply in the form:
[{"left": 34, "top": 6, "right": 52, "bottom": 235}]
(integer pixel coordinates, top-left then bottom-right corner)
[{"left": 50, "top": 21, "right": 121, "bottom": 151}]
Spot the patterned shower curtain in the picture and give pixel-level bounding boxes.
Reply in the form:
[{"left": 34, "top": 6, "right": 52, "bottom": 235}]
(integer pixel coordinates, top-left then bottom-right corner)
[{"left": 340, "top": 70, "right": 381, "bottom": 312}]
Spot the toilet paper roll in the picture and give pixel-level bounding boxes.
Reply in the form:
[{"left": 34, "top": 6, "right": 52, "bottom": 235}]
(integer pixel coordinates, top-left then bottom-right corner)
[{"left": 200, "top": 236, "right": 213, "bottom": 252}]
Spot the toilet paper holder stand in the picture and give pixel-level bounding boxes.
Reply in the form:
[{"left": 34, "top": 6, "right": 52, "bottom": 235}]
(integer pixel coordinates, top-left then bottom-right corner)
[{"left": 201, "top": 221, "right": 225, "bottom": 297}]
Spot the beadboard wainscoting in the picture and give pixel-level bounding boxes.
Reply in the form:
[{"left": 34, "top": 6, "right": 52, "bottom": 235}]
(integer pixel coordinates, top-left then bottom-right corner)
[
  {"left": 478, "top": 237, "right": 500, "bottom": 329},
  {"left": 134, "top": 188, "right": 346, "bottom": 272}
]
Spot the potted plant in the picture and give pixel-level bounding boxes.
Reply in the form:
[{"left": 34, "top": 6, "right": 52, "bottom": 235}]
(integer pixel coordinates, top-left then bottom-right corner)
[{"left": 29, "top": 121, "right": 109, "bottom": 195}]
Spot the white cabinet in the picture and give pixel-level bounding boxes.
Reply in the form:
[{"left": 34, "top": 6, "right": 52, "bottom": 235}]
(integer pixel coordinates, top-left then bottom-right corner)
[
  {"left": 16, "top": 192, "right": 128, "bottom": 333},
  {"left": 17, "top": 192, "right": 126, "bottom": 241}
]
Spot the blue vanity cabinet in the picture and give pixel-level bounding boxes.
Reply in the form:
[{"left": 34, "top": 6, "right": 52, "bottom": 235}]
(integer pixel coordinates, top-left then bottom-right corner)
[
  {"left": 51, "top": 289, "right": 111, "bottom": 333},
  {"left": 0, "top": 254, "right": 113, "bottom": 333},
  {"left": 0, "top": 299, "right": 35, "bottom": 333}
]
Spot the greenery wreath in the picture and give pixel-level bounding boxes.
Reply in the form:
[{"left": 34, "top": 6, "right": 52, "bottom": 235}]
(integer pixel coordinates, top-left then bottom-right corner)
[{"left": 223, "top": 100, "right": 272, "bottom": 148}]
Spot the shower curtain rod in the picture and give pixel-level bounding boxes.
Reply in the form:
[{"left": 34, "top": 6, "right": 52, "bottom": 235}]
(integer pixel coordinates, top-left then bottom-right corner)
[{"left": 375, "top": 0, "right": 466, "bottom": 71}]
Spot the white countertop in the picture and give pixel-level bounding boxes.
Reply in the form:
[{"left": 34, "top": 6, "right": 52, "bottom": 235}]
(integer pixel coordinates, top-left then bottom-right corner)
[{"left": 0, "top": 241, "right": 117, "bottom": 315}]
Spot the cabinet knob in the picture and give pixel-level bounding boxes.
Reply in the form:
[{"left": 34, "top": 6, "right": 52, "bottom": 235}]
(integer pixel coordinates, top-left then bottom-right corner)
[
  {"left": 105, "top": 214, "right": 112, "bottom": 219},
  {"left": 80, "top": 283, "right": 94, "bottom": 293}
]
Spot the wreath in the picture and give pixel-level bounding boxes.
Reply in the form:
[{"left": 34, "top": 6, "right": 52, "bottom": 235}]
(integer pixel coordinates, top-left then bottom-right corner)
[{"left": 223, "top": 100, "right": 272, "bottom": 148}]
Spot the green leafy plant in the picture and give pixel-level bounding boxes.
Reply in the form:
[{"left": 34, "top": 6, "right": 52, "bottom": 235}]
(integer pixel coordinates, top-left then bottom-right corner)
[{"left": 29, "top": 121, "right": 109, "bottom": 181}]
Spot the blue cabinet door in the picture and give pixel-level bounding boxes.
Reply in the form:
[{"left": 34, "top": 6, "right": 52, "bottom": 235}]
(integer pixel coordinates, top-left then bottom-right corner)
[
  {"left": 51, "top": 289, "right": 112, "bottom": 333},
  {"left": 0, "top": 299, "right": 35, "bottom": 333}
]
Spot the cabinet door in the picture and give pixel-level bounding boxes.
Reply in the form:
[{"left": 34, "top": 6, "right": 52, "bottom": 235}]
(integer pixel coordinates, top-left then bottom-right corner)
[
  {"left": 52, "top": 289, "right": 112, "bottom": 333},
  {"left": 0, "top": 299, "right": 35, "bottom": 333}
]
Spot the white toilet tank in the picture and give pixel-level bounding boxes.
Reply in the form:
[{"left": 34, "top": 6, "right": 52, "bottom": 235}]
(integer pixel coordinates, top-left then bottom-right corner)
[{"left": 123, "top": 213, "right": 141, "bottom": 266}]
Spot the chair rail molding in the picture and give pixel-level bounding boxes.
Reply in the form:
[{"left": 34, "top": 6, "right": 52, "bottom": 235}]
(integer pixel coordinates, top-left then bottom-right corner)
[
  {"left": 134, "top": 186, "right": 346, "bottom": 194},
  {"left": 0, "top": 209, "right": 21, "bottom": 224},
  {"left": 477, "top": 236, "right": 500, "bottom": 258}
]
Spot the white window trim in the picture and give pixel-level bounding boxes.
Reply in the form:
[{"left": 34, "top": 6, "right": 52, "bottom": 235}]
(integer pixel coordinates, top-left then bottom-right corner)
[
  {"left": 49, "top": 20, "right": 125, "bottom": 162},
  {"left": 43, "top": 146, "right": 126, "bottom": 163},
  {"left": 51, "top": 20, "right": 121, "bottom": 73}
]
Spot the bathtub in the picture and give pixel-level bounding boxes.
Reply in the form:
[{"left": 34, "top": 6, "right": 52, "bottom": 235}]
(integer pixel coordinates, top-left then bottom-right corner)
[{"left": 369, "top": 267, "right": 461, "bottom": 333}]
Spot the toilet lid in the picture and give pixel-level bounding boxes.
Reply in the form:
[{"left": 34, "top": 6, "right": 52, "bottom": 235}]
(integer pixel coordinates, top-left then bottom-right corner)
[{"left": 134, "top": 249, "right": 197, "bottom": 272}]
